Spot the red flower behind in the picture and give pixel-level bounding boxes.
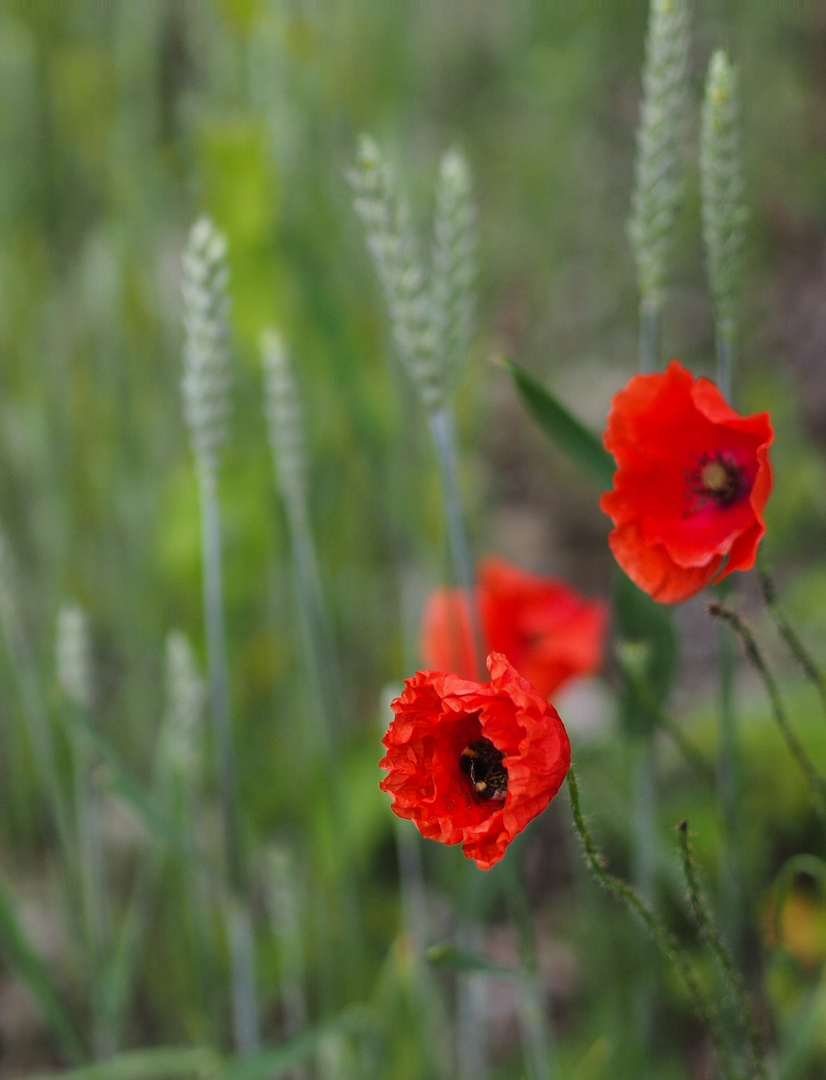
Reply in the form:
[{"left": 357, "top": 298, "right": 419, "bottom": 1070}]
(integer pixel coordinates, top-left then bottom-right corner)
[
  {"left": 420, "top": 557, "right": 607, "bottom": 697},
  {"left": 600, "top": 360, "right": 773, "bottom": 604},
  {"left": 379, "top": 653, "right": 571, "bottom": 870}
]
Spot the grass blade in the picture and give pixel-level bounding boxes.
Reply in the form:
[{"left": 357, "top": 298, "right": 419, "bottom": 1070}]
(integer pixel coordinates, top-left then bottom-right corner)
[
  {"left": 0, "top": 870, "right": 88, "bottom": 1063},
  {"left": 503, "top": 359, "right": 614, "bottom": 489}
]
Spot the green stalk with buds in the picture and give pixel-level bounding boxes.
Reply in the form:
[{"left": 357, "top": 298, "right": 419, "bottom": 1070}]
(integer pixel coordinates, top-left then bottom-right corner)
[
  {"left": 628, "top": 0, "right": 691, "bottom": 374},
  {"left": 181, "top": 216, "right": 259, "bottom": 1053}
]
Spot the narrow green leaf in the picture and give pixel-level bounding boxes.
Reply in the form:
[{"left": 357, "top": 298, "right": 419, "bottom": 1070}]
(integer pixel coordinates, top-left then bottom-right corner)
[
  {"left": 614, "top": 571, "right": 678, "bottom": 735},
  {"left": 62, "top": 704, "right": 215, "bottom": 884},
  {"left": 24, "top": 1046, "right": 220, "bottom": 1080},
  {"left": 220, "top": 1011, "right": 373, "bottom": 1080},
  {"left": 426, "top": 942, "right": 518, "bottom": 977},
  {"left": 0, "top": 870, "right": 88, "bottom": 1063},
  {"left": 503, "top": 359, "right": 614, "bottom": 489}
]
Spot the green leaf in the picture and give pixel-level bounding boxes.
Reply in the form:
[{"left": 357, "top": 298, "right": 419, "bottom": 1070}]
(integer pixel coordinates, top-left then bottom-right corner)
[
  {"left": 24, "top": 1046, "right": 219, "bottom": 1080},
  {"left": 503, "top": 359, "right": 614, "bottom": 489},
  {"left": 425, "top": 942, "right": 518, "bottom": 977},
  {"left": 0, "top": 870, "right": 88, "bottom": 1064},
  {"left": 220, "top": 1010, "right": 374, "bottom": 1080},
  {"left": 61, "top": 704, "right": 214, "bottom": 883},
  {"left": 613, "top": 571, "right": 678, "bottom": 734}
]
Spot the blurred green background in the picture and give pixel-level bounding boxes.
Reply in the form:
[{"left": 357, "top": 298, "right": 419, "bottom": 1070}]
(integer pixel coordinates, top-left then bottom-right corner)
[{"left": 1, "top": 1, "right": 826, "bottom": 1077}]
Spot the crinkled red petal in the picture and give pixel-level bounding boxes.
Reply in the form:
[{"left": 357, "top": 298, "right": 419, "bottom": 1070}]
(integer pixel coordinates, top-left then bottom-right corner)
[
  {"left": 379, "top": 653, "right": 571, "bottom": 869},
  {"left": 600, "top": 360, "right": 773, "bottom": 603}
]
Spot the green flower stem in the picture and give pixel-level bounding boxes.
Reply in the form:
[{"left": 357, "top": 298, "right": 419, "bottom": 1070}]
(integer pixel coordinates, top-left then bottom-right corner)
[
  {"left": 716, "top": 608, "right": 743, "bottom": 963},
  {"left": 197, "top": 467, "right": 259, "bottom": 1054},
  {"left": 701, "top": 51, "right": 746, "bottom": 403},
  {"left": 68, "top": 717, "right": 113, "bottom": 1059},
  {"left": 0, "top": 563, "right": 75, "bottom": 876},
  {"left": 709, "top": 601, "right": 826, "bottom": 820},
  {"left": 282, "top": 488, "right": 340, "bottom": 757},
  {"left": 677, "top": 822, "right": 768, "bottom": 1080},
  {"left": 639, "top": 299, "right": 661, "bottom": 375},
  {"left": 628, "top": 0, "right": 691, "bottom": 352},
  {"left": 280, "top": 488, "right": 367, "bottom": 1007},
  {"left": 455, "top": 914, "right": 490, "bottom": 1080},
  {"left": 566, "top": 767, "right": 739, "bottom": 1080},
  {"left": 427, "top": 406, "right": 485, "bottom": 679},
  {"left": 758, "top": 564, "right": 826, "bottom": 725},
  {"left": 505, "top": 859, "right": 558, "bottom": 1080},
  {"left": 617, "top": 658, "right": 714, "bottom": 782},
  {"left": 394, "top": 822, "right": 449, "bottom": 1080},
  {"left": 630, "top": 735, "right": 656, "bottom": 906},
  {"left": 716, "top": 331, "right": 735, "bottom": 409},
  {"left": 629, "top": 732, "right": 657, "bottom": 1065}
]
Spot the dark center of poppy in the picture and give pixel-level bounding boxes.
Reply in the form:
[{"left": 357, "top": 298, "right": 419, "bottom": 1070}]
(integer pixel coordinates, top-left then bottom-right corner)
[
  {"left": 686, "top": 452, "right": 747, "bottom": 510},
  {"left": 460, "top": 738, "right": 508, "bottom": 802}
]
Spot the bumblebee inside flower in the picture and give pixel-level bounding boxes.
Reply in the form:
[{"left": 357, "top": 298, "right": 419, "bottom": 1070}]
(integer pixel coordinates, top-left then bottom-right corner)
[{"left": 379, "top": 653, "right": 571, "bottom": 870}]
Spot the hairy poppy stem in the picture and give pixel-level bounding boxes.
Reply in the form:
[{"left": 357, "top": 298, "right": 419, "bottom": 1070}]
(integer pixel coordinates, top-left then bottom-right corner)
[
  {"left": 565, "top": 767, "right": 740, "bottom": 1080},
  {"left": 677, "top": 822, "right": 768, "bottom": 1080},
  {"left": 757, "top": 564, "right": 826, "bottom": 726},
  {"left": 708, "top": 601, "right": 826, "bottom": 821}
]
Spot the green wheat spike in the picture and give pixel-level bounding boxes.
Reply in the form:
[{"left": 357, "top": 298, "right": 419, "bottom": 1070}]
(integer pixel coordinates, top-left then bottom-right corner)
[
  {"left": 628, "top": 0, "right": 691, "bottom": 356},
  {"left": 701, "top": 50, "right": 747, "bottom": 398},
  {"left": 350, "top": 137, "right": 476, "bottom": 412}
]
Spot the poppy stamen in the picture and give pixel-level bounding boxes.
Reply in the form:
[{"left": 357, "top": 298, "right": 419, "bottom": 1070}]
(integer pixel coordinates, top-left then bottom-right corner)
[
  {"left": 687, "top": 452, "right": 747, "bottom": 510},
  {"left": 460, "top": 738, "right": 508, "bottom": 801}
]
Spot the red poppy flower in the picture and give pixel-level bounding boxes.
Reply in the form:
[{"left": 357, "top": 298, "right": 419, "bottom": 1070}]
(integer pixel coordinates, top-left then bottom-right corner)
[
  {"left": 420, "top": 557, "right": 607, "bottom": 697},
  {"left": 600, "top": 359, "right": 773, "bottom": 604},
  {"left": 379, "top": 652, "right": 571, "bottom": 870}
]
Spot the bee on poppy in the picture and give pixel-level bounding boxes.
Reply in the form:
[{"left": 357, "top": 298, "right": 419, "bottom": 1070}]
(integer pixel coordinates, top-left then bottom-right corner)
[
  {"left": 379, "top": 653, "right": 571, "bottom": 870},
  {"left": 460, "top": 739, "right": 508, "bottom": 802}
]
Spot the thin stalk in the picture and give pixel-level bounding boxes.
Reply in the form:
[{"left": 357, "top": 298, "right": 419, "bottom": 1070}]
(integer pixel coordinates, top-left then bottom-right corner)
[
  {"left": 639, "top": 299, "right": 661, "bottom": 375},
  {"left": 395, "top": 821, "right": 449, "bottom": 1079},
  {"left": 264, "top": 844, "right": 309, "bottom": 1080},
  {"left": 455, "top": 923, "right": 489, "bottom": 1080},
  {"left": 98, "top": 713, "right": 205, "bottom": 1048},
  {"left": 282, "top": 492, "right": 339, "bottom": 756},
  {"left": 629, "top": 732, "right": 657, "bottom": 1065},
  {"left": 262, "top": 332, "right": 365, "bottom": 1006},
  {"left": 505, "top": 859, "right": 557, "bottom": 1080},
  {"left": 677, "top": 822, "right": 768, "bottom": 1080},
  {"left": 716, "top": 612, "right": 743, "bottom": 963},
  {"left": 566, "top": 767, "right": 740, "bottom": 1080},
  {"left": 617, "top": 655, "right": 714, "bottom": 782},
  {"left": 631, "top": 737, "right": 657, "bottom": 907},
  {"left": 427, "top": 406, "right": 485, "bottom": 679},
  {"left": 0, "top": 574, "right": 74, "bottom": 871},
  {"left": 282, "top": 497, "right": 367, "bottom": 1005},
  {"left": 70, "top": 730, "right": 113, "bottom": 1059},
  {"left": 716, "top": 327, "right": 735, "bottom": 407},
  {"left": 198, "top": 467, "right": 259, "bottom": 1053},
  {"left": 709, "top": 601, "right": 826, "bottom": 820},
  {"left": 758, "top": 565, "right": 826, "bottom": 725}
]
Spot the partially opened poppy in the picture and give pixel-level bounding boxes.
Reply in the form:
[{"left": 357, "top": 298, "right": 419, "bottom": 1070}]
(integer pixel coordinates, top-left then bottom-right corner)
[
  {"left": 379, "top": 652, "right": 571, "bottom": 869},
  {"left": 600, "top": 359, "right": 773, "bottom": 604},
  {"left": 420, "top": 557, "right": 607, "bottom": 697}
]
